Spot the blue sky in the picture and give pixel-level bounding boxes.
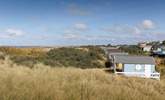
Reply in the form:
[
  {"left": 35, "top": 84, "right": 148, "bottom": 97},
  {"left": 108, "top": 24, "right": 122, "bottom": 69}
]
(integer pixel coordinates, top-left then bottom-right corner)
[{"left": 0, "top": 0, "right": 165, "bottom": 46}]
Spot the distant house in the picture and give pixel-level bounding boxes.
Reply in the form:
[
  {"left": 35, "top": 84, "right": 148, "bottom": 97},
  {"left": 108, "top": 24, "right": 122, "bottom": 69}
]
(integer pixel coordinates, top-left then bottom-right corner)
[
  {"left": 138, "top": 42, "right": 152, "bottom": 52},
  {"left": 151, "top": 45, "right": 165, "bottom": 56},
  {"left": 109, "top": 55, "right": 160, "bottom": 79},
  {"left": 138, "top": 42, "right": 147, "bottom": 48},
  {"left": 105, "top": 47, "right": 122, "bottom": 55},
  {"left": 104, "top": 47, "right": 128, "bottom": 68},
  {"left": 106, "top": 47, "right": 128, "bottom": 63},
  {"left": 143, "top": 45, "right": 152, "bottom": 52}
]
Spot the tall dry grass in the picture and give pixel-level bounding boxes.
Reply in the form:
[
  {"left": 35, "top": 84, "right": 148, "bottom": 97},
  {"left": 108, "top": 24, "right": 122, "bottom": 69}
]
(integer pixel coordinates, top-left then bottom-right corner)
[{"left": 0, "top": 59, "right": 165, "bottom": 100}]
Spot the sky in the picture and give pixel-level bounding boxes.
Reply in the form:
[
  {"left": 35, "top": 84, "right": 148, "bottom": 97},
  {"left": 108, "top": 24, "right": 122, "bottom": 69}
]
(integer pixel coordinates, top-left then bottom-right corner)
[{"left": 0, "top": 0, "right": 165, "bottom": 46}]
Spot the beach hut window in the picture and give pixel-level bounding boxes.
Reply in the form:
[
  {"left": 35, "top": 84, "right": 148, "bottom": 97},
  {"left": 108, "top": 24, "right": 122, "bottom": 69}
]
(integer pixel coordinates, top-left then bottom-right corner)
[{"left": 136, "top": 64, "right": 142, "bottom": 71}]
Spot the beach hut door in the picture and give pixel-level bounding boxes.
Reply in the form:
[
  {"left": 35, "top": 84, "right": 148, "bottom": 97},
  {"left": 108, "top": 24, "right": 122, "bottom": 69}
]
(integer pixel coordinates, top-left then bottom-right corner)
[{"left": 145, "top": 65, "right": 151, "bottom": 77}]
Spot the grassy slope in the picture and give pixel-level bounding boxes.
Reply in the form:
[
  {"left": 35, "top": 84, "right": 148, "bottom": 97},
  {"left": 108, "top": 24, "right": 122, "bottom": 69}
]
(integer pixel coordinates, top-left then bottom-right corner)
[
  {"left": 0, "top": 60, "right": 165, "bottom": 100},
  {"left": 0, "top": 47, "right": 165, "bottom": 100},
  {"left": 1, "top": 47, "right": 106, "bottom": 68}
]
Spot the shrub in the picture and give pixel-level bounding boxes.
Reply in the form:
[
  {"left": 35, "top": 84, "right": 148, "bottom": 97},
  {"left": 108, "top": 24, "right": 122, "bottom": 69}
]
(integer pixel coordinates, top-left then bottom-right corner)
[
  {"left": 9, "top": 46, "right": 106, "bottom": 68},
  {"left": 44, "top": 47, "right": 105, "bottom": 68},
  {"left": 119, "top": 45, "right": 147, "bottom": 55},
  {"left": 10, "top": 56, "right": 38, "bottom": 68}
]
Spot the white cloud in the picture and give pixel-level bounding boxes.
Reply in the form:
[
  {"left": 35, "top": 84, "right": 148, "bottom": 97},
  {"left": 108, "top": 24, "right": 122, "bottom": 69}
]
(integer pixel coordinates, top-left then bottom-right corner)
[
  {"left": 140, "top": 19, "right": 155, "bottom": 29},
  {"left": 100, "top": 19, "right": 165, "bottom": 44},
  {"left": 68, "top": 4, "right": 89, "bottom": 16},
  {"left": 102, "top": 19, "right": 156, "bottom": 35},
  {"left": 103, "top": 25, "right": 141, "bottom": 34},
  {"left": 62, "top": 33, "right": 116, "bottom": 41},
  {"left": 133, "top": 27, "right": 141, "bottom": 34},
  {"left": 0, "top": 28, "right": 26, "bottom": 39},
  {"left": 63, "top": 23, "right": 89, "bottom": 34},
  {"left": 62, "top": 23, "right": 89, "bottom": 39},
  {"left": 5, "top": 28, "right": 25, "bottom": 37},
  {"left": 60, "top": 19, "right": 162, "bottom": 44},
  {"left": 63, "top": 33, "right": 82, "bottom": 39},
  {"left": 74, "top": 23, "right": 88, "bottom": 31},
  {"left": 0, "top": 35, "right": 11, "bottom": 38}
]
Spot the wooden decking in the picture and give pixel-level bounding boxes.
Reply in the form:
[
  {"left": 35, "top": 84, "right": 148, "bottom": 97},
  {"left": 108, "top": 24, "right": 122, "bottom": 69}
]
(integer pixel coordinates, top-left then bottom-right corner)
[{"left": 115, "top": 72, "right": 160, "bottom": 80}]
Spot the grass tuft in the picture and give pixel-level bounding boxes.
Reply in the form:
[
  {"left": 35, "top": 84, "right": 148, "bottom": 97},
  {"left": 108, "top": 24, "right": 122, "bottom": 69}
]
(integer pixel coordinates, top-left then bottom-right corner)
[{"left": 0, "top": 59, "right": 164, "bottom": 100}]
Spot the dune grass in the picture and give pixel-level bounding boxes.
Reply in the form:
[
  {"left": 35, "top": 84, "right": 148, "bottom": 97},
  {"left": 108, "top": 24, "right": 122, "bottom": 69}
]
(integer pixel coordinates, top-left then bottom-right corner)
[{"left": 0, "top": 60, "right": 165, "bottom": 100}]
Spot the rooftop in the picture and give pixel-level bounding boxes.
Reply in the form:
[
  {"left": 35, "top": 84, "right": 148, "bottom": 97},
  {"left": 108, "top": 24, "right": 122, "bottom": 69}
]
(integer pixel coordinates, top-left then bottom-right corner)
[{"left": 114, "top": 55, "right": 155, "bottom": 64}]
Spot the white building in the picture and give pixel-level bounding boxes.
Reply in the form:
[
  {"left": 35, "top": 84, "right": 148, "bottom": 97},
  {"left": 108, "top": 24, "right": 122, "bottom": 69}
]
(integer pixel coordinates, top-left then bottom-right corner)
[{"left": 143, "top": 45, "right": 152, "bottom": 52}]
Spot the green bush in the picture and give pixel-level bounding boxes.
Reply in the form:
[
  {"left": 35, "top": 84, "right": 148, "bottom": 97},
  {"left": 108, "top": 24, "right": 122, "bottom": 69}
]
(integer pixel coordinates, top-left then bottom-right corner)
[
  {"left": 10, "top": 56, "right": 38, "bottom": 68},
  {"left": 44, "top": 47, "right": 105, "bottom": 68},
  {"left": 119, "top": 45, "right": 147, "bottom": 55},
  {"left": 10, "top": 47, "right": 106, "bottom": 68}
]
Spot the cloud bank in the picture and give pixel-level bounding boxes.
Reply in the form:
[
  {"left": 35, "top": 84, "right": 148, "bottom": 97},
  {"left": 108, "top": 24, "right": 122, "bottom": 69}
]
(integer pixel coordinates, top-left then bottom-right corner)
[
  {"left": 140, "top": 20, "right": 155, "bottom": 29},
  {"left": 60, "top": 19, "right": 164, "bottom": 44},
  {"left": 0, "top": 28, "right": 26, "bottom": 38}
]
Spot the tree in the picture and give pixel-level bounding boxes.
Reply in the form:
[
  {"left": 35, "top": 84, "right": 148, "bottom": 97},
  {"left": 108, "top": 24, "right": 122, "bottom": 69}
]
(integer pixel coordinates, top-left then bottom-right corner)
[{"left": 162, "top": 40, "right": 165, "bottom": 45}]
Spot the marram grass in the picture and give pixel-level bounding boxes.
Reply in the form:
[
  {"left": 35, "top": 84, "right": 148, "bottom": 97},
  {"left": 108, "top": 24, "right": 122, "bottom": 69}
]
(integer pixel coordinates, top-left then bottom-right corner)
[{"left": 0, "top": 60, "right": 165, "bottom": 100}]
